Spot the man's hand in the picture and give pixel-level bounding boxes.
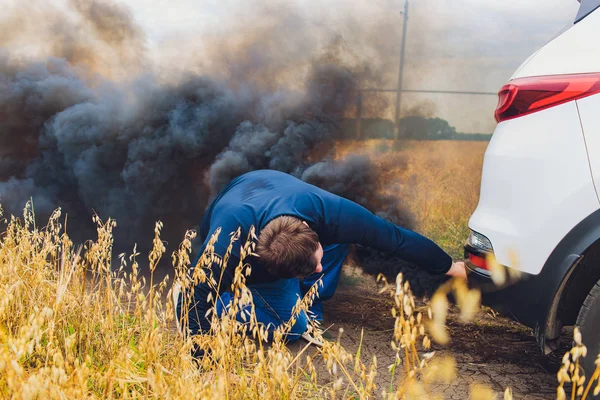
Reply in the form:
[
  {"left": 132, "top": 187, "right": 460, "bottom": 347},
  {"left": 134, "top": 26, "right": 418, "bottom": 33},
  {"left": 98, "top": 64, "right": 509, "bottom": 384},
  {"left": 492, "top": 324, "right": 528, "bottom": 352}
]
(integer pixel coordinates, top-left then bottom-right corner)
[{"left": 446, "top": 261, "right": 467, "bottom": 280}]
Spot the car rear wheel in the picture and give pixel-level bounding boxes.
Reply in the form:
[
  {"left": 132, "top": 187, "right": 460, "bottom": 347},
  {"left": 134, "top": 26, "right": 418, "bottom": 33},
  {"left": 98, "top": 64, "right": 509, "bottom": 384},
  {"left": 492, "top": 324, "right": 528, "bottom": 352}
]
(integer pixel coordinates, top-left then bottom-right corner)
[{"left": 576, "top": 280, "right": 600, "bottom": 395}]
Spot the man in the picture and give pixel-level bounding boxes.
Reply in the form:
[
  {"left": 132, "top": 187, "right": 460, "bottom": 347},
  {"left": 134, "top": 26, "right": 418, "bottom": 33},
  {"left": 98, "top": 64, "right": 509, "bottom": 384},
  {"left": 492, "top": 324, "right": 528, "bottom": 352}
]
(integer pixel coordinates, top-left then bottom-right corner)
[{"left": 177, "top": 169, "right": 466, "bottom": 343}]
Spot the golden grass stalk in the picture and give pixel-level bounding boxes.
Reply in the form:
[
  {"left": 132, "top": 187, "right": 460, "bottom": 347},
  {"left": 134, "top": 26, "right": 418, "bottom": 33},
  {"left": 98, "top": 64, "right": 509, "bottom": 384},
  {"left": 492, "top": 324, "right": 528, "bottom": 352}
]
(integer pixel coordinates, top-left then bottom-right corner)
[{"left": 556, "top": 327, "right": 600, "bottom": 400}]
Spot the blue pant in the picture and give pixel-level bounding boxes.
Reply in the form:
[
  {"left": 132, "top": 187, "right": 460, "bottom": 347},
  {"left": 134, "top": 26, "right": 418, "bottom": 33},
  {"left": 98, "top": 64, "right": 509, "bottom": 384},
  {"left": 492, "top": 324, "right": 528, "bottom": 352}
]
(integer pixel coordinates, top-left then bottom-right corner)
[{"left": 216, "top": 244, "right": 349, "bottom": 341}]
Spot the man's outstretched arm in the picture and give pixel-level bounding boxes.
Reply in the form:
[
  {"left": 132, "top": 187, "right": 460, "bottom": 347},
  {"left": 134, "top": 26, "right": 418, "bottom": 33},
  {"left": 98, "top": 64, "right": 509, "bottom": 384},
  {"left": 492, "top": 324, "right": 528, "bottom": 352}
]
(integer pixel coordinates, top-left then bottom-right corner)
[{"left": 323, "top": 197, "right": 453, "bottom": 275}]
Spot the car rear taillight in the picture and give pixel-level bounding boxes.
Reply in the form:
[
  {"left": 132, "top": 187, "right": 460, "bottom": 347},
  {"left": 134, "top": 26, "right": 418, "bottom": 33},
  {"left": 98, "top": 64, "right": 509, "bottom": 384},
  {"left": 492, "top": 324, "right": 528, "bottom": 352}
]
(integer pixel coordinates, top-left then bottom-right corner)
[
  {"left": 465, "top": 230, "right": 493, "bottom": 272},
  {"left": 494, "top": 73, "right": 600, "bottom": 123},
  {"left": 468, "top": 253, "right": 489, "bottom": 270}
]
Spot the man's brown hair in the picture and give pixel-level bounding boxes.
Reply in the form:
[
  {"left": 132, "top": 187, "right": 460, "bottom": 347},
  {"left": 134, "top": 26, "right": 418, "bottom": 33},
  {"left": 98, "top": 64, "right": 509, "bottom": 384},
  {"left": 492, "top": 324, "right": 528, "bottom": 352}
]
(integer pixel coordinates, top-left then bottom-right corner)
[{"left": 256, "top": 216, "right": 319, "bottom": 278}]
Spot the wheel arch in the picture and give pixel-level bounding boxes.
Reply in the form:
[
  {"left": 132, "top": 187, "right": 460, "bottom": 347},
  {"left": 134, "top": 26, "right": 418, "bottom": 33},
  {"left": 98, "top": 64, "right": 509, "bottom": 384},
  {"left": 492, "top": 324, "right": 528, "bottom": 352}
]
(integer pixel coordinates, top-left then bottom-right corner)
[{"left": 542, "top": 209, "right": 600, "bottom": 351}]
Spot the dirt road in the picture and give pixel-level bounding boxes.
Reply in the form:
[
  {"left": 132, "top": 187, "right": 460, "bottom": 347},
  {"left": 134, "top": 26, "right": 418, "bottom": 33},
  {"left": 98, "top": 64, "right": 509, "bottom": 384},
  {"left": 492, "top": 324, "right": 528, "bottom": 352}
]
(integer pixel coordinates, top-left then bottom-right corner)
[{"left": 288, "top": 268, "right": 564, "bottom": 399}]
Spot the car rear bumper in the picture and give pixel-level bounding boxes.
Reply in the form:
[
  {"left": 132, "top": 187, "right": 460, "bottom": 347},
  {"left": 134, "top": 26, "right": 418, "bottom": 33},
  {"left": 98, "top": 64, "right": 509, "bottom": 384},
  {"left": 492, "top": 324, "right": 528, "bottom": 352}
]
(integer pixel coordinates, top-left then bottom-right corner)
[
  {"left": 464, "top": 246, "right": 539, "bottom": 328},
  {"left": 465, "top": 239, "right": 582, "bottom": 354},
  {"left": 464, "top": 240, "right": 545, "bottom": 332}
]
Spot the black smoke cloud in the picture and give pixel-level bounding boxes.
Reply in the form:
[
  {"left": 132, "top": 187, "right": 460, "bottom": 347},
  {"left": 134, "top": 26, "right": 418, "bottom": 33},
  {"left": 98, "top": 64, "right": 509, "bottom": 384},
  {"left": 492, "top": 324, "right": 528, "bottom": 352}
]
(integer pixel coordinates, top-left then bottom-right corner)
[{"left": 0, "top": 0, "right": 444, "bottom": 294}]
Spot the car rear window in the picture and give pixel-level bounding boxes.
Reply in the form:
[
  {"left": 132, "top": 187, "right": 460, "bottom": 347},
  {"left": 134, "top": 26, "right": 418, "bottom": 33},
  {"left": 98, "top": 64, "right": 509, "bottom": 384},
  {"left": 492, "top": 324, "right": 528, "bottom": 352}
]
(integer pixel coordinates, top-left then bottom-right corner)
[{"left": 575, "top": 0, "right": 600, "bottom": 23}]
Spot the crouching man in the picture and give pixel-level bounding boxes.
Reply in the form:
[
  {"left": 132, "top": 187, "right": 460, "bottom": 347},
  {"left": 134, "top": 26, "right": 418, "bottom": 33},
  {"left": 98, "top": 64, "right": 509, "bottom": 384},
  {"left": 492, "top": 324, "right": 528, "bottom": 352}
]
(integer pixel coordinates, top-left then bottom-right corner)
[{"left": 176, "top": 169, "right": 466, "bottom": 344}]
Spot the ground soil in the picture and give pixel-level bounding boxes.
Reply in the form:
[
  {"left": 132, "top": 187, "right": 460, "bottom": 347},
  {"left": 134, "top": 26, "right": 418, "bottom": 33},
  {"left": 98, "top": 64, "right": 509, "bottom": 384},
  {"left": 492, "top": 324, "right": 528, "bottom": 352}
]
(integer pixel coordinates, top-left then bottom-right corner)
[{"left": 288, "top": 267, "right": 568, "bottom": 399}]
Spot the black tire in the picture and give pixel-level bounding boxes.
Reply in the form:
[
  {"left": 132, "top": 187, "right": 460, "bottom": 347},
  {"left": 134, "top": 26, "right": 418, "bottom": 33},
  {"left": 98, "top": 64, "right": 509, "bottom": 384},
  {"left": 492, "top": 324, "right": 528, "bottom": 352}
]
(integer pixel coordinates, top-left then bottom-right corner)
[{"left": 576, "top": 280, "right": 600, "bottom": 395}]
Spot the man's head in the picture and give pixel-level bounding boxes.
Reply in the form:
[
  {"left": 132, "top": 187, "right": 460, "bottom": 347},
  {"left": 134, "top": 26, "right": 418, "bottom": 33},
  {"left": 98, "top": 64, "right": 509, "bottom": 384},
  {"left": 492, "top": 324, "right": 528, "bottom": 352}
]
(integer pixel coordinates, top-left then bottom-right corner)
[{"left": 256, "top": 216, "right": 323, "bottom": 279}]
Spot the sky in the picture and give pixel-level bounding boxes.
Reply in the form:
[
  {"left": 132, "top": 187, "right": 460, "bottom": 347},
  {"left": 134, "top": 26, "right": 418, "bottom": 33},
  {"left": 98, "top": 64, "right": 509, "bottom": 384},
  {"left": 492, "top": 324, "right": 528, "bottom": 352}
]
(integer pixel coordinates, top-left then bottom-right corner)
[
  {"left": 2, "top": 0, "right": 580, "bottom": 133},
  {"left": 119, "top": 0, "right": 579, "bottom": 134}
]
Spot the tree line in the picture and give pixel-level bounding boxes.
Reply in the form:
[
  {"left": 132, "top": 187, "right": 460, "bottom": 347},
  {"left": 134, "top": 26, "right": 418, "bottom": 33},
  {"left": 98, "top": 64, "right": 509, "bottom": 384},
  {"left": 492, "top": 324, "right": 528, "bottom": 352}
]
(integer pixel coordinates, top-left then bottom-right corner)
[{"left": 338, "top": 117, "right": 492, "bottom": 141}]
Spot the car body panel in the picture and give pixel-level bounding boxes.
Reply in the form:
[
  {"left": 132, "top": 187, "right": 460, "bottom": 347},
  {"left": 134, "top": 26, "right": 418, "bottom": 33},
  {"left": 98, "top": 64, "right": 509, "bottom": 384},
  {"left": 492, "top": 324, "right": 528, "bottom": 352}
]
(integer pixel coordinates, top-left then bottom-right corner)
[
  {"left": 467, "top": 2, "right": 600, "bottom": 352},
  {"left": 469, "top": 101, "right": 599, "bottom": 274},
  {"left": 577, "top": 94, "right": 600, "bottom": 202}
]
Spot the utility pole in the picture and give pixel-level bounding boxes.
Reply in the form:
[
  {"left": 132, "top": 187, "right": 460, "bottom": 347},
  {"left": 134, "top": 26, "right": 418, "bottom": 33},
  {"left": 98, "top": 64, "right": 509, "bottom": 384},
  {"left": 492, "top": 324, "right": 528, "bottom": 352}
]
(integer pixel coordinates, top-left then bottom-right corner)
[
  {"left": 355, "top": 92, "right": 363, "bottom": 139},
  {"left": 393, "top": 0, "right": 409, "bottom": 143}
]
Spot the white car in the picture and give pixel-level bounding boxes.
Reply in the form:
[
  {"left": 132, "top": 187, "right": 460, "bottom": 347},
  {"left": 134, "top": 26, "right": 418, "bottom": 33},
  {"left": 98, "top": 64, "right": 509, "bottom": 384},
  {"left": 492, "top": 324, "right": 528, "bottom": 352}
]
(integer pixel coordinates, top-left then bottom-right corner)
[{"left": 465, "top": 0, "right": 600, "bottom": 378}]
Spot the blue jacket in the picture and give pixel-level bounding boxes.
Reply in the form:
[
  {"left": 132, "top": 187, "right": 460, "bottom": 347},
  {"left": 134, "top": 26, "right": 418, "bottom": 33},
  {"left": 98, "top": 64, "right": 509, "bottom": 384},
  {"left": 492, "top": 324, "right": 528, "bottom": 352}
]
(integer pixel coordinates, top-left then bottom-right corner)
[{"left": 183, "top": 170, "right": 451, "bottom": 333}]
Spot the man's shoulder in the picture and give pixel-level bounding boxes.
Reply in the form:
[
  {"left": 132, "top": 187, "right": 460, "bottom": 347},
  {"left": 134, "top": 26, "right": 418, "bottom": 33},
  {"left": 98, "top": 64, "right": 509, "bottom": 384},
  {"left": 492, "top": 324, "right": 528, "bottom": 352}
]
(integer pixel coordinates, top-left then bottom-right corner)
[{"left": 241, "top": 169, "right": 288, "bottom": 179}]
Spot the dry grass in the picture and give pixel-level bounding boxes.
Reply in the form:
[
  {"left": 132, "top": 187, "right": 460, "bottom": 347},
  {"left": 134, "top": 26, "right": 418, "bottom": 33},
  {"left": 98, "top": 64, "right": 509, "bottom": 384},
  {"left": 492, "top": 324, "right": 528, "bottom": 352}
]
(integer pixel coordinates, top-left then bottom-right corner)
[
  {"left": 336, "top": 140, "right": 486, "bottom": 258},
  {"left": 556, "top": 328, "right": 600, "bottom": 399},
  {"left": 1, "top": 141, "right": 599, "bottom": 399}
]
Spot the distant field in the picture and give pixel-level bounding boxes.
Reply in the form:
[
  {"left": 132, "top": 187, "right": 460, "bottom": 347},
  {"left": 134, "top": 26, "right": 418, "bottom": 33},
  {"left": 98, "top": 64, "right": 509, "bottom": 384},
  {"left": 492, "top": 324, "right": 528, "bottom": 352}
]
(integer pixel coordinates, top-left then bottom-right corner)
[{"left": 337, "top": 139, "right": 488, "bottom": 259}]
